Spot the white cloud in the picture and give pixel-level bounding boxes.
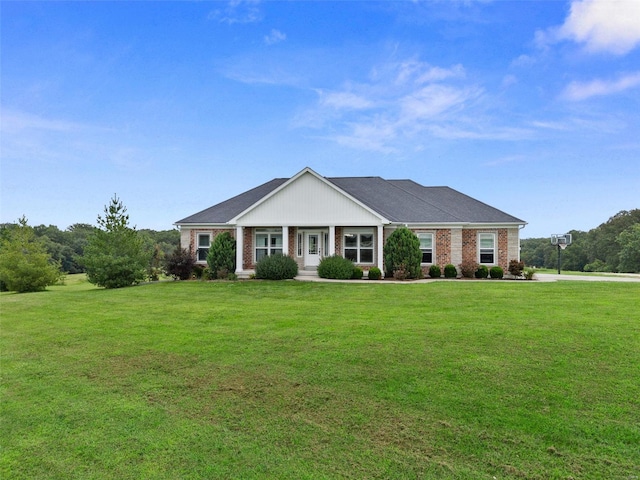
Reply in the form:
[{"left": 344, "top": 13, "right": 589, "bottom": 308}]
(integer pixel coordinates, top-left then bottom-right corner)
[
  {"left": 264, "top": 29, "right": 286, "bottom": 46},
  {"left": 541, "top": 0, "right": 640, "bottom": 55},
  {"left": 562, "top": 71, "right": 640, "bottom": 100},
  {"left": 318, "top": 91, "right": 373, "bottom": 110},
  {"left": 208, "top": 0, "right": 263, "bottom": 25}
]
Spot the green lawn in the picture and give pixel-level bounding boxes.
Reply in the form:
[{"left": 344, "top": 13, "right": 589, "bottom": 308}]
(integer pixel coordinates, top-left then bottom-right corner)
[{"left": 2, "top": 278, "right": 639, "bottom": 479}]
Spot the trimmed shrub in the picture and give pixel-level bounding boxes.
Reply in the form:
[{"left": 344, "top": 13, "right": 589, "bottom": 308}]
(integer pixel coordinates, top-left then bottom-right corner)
[
  {"left": 489, "top": 266, "right": 504, "bottom": 279},
  {"left": 524, "top": 267, "right": 536, "bottom": 280},
  {"left": 475, "top": 265, "right": 489, "bottom": 279},
  {"left": 428, "top": 264, "right": 441, "bottom": 278},
  {"left": 318, "top": 255, "right": 355, "bottom": 280},
  {"left": 192, "top": 264, "right": 205, "bottom": 279},
  {"left": 508, "top": 259, "right": 525, "bottom": 277},
  {"left": 368, "top": 266, "right": 382, "bottom": 280},
  {"left": 207, "top": 232, "right": 236, "bottom": 279},
  {"left": 255, "top": 254, "right": 298, "bottom": 280},
  {"left": 444, "top": 264, "right": 457, "bottom": 278},
  {"left": 460, "top": 261, "right": 478, "bottom": 278},
  {"left": 352, "top": 266, "right": 364, "bottom": 279},
  {"left": 383, "top": 227, "right": 422, "bottom": 279}
]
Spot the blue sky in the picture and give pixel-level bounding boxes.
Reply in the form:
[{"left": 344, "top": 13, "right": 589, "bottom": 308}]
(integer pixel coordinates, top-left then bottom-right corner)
[{"left": 2, "top": 0, "right": 639, "bottom": 238}]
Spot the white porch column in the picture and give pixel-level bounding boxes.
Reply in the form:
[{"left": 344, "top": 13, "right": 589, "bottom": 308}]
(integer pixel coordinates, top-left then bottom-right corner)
[
  {"left": 328, "top": 225, "right": 336, "bottom": 256},
  {"left": 235, "top": 226, "right": 244, "bottom": 274},
  {"left": 282, "top": 226, "right": 289, "bottom": 257},
  {"left": 377, "top": 225, "right": 384, "bottom": 275}
]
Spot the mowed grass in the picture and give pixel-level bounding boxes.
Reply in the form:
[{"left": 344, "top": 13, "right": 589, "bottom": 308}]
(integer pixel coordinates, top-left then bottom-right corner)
[{"left": 1, "top": 278, "right": 639, "bottom": 479}]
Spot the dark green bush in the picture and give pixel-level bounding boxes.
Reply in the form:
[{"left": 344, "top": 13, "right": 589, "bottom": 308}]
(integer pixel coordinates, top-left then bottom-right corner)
[
  {"left": 318, "top": 255, "right": 355, "bottom": 280},
  {"left": 192, "top": 264, "right": 205, "bottom": 279},
  {"left": 368, "top": 266, "right": 382, "bottom": 280},
  {"left": 444, "top": 264, "right": 457, "bottom": 278},
  {"left": 207, "top": 232, "right": 236, "bottom": 279},
  {"left": 428, "top": 264, "right": 441, "bottom": 278},
  {"left": 255, "top": 254, "right": 298, "bottom": 280},
  {"left": 352, "top": 266, "right": 364, "bottom": 279},
  {"left": 475, "top": 265, "right": 489, "bottom": 279},
  {"left": 383, "top": 227, "right": 422, "bottom": 279},
  {"left": 490, "top": 266, "right": 504, "bottom": 279}
]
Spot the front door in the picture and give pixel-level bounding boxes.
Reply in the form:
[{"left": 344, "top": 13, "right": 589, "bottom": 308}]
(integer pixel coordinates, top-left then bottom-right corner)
[{"left": 305, "top": 232, "right": 322, "bottom": 267}]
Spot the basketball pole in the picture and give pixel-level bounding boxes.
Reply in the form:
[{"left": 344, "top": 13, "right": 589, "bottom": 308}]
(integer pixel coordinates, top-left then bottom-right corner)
[{"left": 557, "top": 244, "right": 561, "bottom": 275}]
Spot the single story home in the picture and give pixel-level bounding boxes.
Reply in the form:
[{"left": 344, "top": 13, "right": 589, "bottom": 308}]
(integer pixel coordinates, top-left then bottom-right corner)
[{"left": 175, "top": 167, "right": 526, "bottom": 277}]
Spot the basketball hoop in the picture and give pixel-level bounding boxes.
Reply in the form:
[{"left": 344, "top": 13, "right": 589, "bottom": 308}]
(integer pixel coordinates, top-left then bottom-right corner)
[
  {"left": 551, "top": 233, "right": 572, "bottom": 273},
  {"left": 559, "top": 243, "right": 567, "bottom": 250}
]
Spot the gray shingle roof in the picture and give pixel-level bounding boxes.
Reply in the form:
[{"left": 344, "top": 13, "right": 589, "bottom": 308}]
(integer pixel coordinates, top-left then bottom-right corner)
[{"left": 175, "top": 174, "right": 524, "bottom": 225}]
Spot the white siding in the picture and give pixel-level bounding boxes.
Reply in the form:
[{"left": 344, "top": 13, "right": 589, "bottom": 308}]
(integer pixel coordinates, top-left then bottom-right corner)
[{"left": 236, "top": 171, "right": 383, "bottom": 226}]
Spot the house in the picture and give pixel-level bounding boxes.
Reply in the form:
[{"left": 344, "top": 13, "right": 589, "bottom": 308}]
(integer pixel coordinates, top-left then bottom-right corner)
[{"left": 175, "top": 167, "right": 526, "bottom": 277}]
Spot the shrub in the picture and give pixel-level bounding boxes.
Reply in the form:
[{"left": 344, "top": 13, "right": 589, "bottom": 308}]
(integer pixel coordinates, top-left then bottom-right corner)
[
  {"left": 207, "top": 232, "right": 236, "bottom": 279},
  {"left": 460, "top": 261, "right": 478, "bottom": 278},
  {"left": 523, "top": 267, "right": 536, "bottom": 280},
  {"left": 490, "top": 266, "right": 504, "bottom": 279},
  {"left": 428, "top": 264, "right": 441, "bottom": 278},
  {"left": 368, "top": 266, "right": 382, "bottom": 280},
  {"left": 318, "top": 255, "right": 355, "bottom": 280},
  {"left": 383, "top": 227, "right": 422, "bottom": 279},
  {"left": 164, "top": 246, "right": 195, "bottom": 280},
  {"left": 0, "top": 216, "right": 63, "bottom": 292},
  {"left": 255, "top": 254, "right": 298, "bottom": 280},
  {"left": 352, "top": 266, "right": 364, "bottom": 279},
  {"left": 475, "top": 265, "right": 489, "bottom": 279},
  {"left": 444, "top": 264, "right": 457, "bottom": 278},
  {"left": 508, "top": 259, "right": 525, "bottom": 277},
  {"left": 192, "top": 264, "right": 205, "bottom": 279}
]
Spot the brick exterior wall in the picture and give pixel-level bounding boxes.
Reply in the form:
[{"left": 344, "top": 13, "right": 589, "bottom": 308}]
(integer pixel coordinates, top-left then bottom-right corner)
[
  {"left": 461, "top": 228, "right": 510, "bottom": 270},
  {"left": 187, "top": 228, "right": 235, "bottom": 263}
]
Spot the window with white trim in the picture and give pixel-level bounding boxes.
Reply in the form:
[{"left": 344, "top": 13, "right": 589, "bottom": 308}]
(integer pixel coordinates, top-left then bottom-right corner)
[
  {"left": 479, "top": 233, "right": 496, "bottom": 264},
  {"left": 297, "top": 232, "right": 303, "bottom": 257},
  {"left": 418, "top": 233, "right": 434, "bottom": 264},
  {"left": 197, "top": 233, "right": 211, "bottom": 262},
  {"left": 255, "top": 229, "right": 283, "bottom": 262},
  {"left": 344, "top": 229, "right": 374, "bottom": 264}
]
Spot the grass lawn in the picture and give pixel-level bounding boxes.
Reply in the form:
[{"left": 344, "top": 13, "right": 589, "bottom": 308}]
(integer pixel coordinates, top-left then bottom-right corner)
[{"left": 2, "top": 278, "right": 639, "bottom": 479}]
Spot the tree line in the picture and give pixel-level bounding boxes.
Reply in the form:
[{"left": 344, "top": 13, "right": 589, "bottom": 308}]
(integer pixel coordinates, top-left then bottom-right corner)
[
  {"left": 0, "top": 195, "right": 181, "bottom": 292},
  {"left": 521, "top": 209, "right": 640, "bottom": 273}
]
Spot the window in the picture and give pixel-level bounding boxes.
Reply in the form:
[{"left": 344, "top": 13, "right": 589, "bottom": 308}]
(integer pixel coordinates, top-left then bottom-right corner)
[
  {"left": 344, "top": 230, "right": 374, "bottom": 264},
  {"left": 479, "top": 233, "right": 496, "bottom": 264},
  {"left": 197, "top": 233, "right": 211, "bottom": 262},
  {"left": 418, "top": 233, "right": 434, "bottom": 264},
  {"left": 297, "top": 233, "right": 303, "bottom": 257},
  {"left": 255, "top": 230, "right": 283, "bottom": 262}
]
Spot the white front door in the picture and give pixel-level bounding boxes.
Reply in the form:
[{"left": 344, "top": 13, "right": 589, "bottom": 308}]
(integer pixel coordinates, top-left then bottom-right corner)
[{"left": 305, "top": 232, "right": 322, "bottom": 267}]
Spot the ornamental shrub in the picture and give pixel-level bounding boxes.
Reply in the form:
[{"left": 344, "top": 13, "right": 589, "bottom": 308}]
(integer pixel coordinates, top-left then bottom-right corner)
[
  {"left": 383, "top": 227, "right": 422, "bottom": 279},
  {"left": 523, "top": 267, "right": 536, "bottom": 280},
  {"left": 352, "top": 266, "right": 364, "bottom": 279},
  {"left": 318, "top": 255, "right": 355, "bottom": 280},
  {"left": 368, "top": 266, "right": 382, "bottom": 280},
  {"left": 255, "top": 253, "right": 298, "bottom": 280},
  {"left": 508, "top": 259, "right": 525, "bottom": 277},
  {"left": 444, "top": 264, "right": 457, "bottom": 278},
  {"left": 489, "top": 266, "right": 504, "bottom": 279},
  {"left": 164, "top": 246, "right": 196, "bottom": 280},
  {"left": 207, "top": 232, "right": 236, "bottom": 279},
  {"left": 474, "top": 265, "right": 489, "bottom": 279},
  {"left": 428, "top": 264, "right": 441, "bottom": 278},
  {"left": 460, "top": 261, "right": 478, "bottom": 278}
]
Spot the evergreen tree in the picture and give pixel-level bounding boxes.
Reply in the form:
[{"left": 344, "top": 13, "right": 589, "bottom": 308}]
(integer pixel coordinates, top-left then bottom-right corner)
[
  {"left": 83, "top": 195, "right": 150, "bottom": 288},
  {"left": 207, "top": 232, "right": 236, "bottom": 279},
  {"left": 0, "top": 216, "right": 62, "bottom": 292},
  {"left": 384, "top": 227, "right": 422, "bottom": 279}
]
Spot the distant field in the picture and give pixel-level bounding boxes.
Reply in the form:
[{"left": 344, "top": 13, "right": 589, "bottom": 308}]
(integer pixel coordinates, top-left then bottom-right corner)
[{"left": 2, "top": 278, "right": 639, "bottom": 479}]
